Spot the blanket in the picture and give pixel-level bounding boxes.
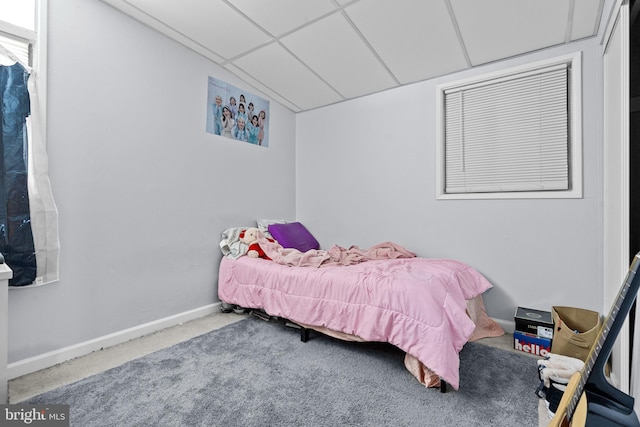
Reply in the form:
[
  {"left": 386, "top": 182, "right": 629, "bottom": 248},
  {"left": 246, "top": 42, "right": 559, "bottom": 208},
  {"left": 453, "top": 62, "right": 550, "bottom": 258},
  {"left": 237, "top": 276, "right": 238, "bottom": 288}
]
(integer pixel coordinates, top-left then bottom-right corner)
[
  {"left": 219, "top": 227, "right": 249, "bottom": 259},
  {"left": 218, "top": 255, "right": 498, "bottom": 389},
  {"left": 256, "top": 235, "right": 416, "bottom": 267}
]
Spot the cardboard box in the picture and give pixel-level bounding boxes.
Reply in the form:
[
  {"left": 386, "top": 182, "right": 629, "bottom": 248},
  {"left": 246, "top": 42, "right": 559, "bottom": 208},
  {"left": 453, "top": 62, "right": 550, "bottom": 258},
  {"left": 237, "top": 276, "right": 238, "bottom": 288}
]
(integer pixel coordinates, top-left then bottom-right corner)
[
  {"left": 513, "top": 331, "right": 551, "bottom": 357},
  {"left": 514, "top": 307, "right": 553, "bottom": 339}
]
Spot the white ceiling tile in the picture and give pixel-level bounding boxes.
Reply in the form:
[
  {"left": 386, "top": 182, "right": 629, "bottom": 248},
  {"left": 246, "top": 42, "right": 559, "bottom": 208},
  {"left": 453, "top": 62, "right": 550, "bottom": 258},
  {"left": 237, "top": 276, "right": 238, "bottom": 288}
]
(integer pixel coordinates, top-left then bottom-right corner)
[
  {"left": 104, "top": 0, "right": 615, "bottom": 112},
  {"left": 224, "top": 64, "right": 302, "bottom": 112},
  {"left": 571, "top": 0, "right": 603, "bottom": 40},
  {"left": 124, "top": 0, "right": 270, "bottom": 59},
  {"left": 345, "top": 0, "right": 469, "bottom": 84},
  {"left": 280, "top": 13, "right": 396, "bottom": 99},
  {"left": 231, "top": 43, "right": 343, "bottom": 111},
  {"left": 227, "top": 0, "right": 336, "bottom": 36},
  {"left": 451, "top": 0, "right": 571, "bottom": 65}
]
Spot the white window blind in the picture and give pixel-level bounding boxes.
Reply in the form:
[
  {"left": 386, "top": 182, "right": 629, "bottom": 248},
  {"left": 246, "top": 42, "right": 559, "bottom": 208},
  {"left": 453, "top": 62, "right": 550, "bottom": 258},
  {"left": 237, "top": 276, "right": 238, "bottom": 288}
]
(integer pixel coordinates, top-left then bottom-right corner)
[
  {"left": 0, "top": 33, "right": 31, "bottom": 66},
  {"left": 443, "top": 63, "right": 570, "bottom": 194}
]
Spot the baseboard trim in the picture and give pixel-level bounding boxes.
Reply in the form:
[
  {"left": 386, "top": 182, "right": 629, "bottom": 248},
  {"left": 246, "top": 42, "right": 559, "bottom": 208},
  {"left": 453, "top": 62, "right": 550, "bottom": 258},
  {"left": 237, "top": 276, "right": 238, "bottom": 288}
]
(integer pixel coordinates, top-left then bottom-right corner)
[
  {"left": 494, "top": 318, "right": 516, "bottom": 334},
  {"left": 8, "top": 308, "right": 514, "bottom": 380},
  {"left": 7, "top": 303, "right": 221, "bottom": 380}
]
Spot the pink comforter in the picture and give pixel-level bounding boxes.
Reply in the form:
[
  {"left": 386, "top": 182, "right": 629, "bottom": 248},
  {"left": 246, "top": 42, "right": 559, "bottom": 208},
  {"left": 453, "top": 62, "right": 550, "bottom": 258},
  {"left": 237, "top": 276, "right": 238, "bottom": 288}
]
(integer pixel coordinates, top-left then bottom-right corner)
[{"left": 218, "top": 254, "right": 495, "bottom": 390}]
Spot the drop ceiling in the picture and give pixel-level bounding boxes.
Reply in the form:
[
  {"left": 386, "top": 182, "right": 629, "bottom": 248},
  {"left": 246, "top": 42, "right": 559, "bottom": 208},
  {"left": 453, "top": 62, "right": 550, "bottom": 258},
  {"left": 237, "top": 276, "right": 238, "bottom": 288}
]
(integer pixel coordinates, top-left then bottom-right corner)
[{"left": 101, "top": 0, "right": 611, "bottom": 112}]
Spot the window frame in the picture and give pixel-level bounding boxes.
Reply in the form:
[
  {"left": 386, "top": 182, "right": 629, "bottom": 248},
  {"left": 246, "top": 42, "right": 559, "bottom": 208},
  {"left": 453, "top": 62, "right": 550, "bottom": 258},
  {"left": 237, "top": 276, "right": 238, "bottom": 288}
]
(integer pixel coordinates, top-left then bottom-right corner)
[
  {"left": 33, "top": 0, "right": 48, "bottom": 145},
  {"left": 1, "top": 0, "right": 57, "bottom": 287},
  {"left": 435, "top": 52, "right": 583, "bottom": 200},
  {"left": 0, "top": 0, "right": 47, "bottom": 131}
]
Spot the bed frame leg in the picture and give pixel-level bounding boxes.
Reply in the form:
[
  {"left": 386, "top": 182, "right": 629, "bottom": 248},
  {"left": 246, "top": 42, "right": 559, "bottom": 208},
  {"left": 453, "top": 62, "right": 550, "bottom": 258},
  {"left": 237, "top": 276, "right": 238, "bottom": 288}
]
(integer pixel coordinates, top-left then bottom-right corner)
[
  {"left": 300, "top": 327, "right": 310, "bottom": 342},
  {"left": 440, "top": 380, "right": 447, "bottom": 393}
]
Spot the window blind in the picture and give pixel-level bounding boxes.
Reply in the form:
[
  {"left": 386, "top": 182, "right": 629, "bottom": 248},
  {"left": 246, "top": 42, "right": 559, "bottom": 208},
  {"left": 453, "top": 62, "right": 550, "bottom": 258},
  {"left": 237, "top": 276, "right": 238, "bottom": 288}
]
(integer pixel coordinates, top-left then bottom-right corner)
[
  {"left": 444, "top": 63, "right": 570, "bottom": 194},
  {"left": 0, "top": 33, "right": 31, "bottom": 67}
]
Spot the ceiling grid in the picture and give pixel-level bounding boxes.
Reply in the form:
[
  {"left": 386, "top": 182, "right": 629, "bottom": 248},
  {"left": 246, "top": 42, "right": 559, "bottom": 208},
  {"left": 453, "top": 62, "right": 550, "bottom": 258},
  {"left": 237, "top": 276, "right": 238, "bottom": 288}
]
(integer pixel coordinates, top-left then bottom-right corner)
[{"left": 101, "top": 0, "right": 608, "bottom": 112}]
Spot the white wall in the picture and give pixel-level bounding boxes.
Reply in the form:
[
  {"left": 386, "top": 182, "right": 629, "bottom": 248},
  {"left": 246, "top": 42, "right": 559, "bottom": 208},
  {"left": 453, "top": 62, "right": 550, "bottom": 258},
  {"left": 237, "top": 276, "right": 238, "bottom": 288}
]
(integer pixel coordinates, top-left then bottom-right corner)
[
  {"left": 296, "top": 39, "right": 604, "bottom": 324},
  {"left": 6, "top": 0, "right": 610, "bottom": 367},
  {"left": 7, "top": 0, "right": 296, "bottom": 363}
]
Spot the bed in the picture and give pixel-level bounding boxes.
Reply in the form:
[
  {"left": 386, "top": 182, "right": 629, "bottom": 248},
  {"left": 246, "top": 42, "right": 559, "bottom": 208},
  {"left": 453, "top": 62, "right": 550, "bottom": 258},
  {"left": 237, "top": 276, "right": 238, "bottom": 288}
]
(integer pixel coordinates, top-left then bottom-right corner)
[{"left": 217, "top": 221, "right": 504, "bottom": 391}]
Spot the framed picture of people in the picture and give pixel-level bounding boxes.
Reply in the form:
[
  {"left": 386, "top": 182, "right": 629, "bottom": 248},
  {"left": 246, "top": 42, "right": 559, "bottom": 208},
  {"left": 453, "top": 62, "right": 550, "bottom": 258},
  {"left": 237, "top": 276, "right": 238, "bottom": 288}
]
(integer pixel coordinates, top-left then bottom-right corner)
[{"left": 206, "top": 76, "right": 270, "bottom": 147}]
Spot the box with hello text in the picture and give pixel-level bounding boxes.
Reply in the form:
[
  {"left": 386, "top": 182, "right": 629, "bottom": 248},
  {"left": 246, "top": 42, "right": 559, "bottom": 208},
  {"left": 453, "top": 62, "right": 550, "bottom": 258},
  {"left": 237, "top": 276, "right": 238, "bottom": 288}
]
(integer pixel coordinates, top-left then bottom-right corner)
[{"left": 513, "top": 331, "right": 551, "bottom": 357}]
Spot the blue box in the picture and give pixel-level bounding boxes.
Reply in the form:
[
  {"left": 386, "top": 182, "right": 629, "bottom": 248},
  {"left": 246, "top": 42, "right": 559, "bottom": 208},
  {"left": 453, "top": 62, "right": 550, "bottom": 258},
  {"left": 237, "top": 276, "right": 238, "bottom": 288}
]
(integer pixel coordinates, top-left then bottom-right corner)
[{"left": 513, "top": 331, "right": 551, "bottom": 357}]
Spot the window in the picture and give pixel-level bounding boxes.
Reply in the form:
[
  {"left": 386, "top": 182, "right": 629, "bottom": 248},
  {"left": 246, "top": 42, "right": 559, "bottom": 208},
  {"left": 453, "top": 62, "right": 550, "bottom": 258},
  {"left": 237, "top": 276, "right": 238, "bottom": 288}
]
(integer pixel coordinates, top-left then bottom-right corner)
[
  {"left": 0, "top": 0, "right": 35, "bottom": 66},
  {"left": 436, "top": 53, "right": 582, "bottom": 199},
  {"left": 0, "top": 0, "right": 47, "bottom": 123},
  {"left": 0, "top": 0, "right": 58, "bottom": 287}
]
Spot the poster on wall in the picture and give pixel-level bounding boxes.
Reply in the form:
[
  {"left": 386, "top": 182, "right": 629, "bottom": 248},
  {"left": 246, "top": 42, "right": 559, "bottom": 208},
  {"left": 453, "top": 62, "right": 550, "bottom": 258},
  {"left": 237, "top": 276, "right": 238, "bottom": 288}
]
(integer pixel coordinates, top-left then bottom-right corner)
[{"left": 206, "top": 76, "right": 270, "bottom": 147}]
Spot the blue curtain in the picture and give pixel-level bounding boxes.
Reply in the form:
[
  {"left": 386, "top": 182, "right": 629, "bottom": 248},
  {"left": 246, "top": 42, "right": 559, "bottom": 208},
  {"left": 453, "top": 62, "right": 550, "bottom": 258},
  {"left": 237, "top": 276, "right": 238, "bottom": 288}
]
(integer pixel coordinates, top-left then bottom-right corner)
[{"left": 0, "top": 62, "right": 36, "bottom": 286}]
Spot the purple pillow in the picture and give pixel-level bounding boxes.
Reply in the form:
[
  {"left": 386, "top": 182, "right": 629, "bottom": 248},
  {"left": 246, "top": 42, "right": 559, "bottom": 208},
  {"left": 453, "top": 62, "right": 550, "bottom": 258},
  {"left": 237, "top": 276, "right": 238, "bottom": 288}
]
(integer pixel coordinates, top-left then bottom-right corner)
[{"left": 268, "top": 222, "right": 320, "bottom": 252}]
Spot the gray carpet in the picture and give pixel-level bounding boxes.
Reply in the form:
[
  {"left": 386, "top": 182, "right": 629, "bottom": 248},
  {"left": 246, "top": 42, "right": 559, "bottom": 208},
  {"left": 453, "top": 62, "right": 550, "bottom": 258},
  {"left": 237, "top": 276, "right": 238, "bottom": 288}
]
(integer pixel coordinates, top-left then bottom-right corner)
[{"left": 25, "top": 317, "right": 539, "bottom": 426}]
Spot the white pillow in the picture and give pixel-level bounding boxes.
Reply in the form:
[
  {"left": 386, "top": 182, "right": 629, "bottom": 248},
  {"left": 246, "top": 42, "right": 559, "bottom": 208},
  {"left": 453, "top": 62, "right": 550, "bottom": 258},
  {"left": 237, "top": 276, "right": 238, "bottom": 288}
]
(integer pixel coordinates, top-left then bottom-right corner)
[{"left": 256, "top": 219, "right": 288, "bottom": 236}]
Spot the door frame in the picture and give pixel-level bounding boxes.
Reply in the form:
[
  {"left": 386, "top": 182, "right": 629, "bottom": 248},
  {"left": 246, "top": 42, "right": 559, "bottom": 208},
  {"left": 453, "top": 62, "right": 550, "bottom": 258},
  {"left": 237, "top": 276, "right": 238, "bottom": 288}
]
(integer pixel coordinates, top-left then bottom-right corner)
[{"left": 602, "top": 0, "right": 630, "bottom": 393}]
